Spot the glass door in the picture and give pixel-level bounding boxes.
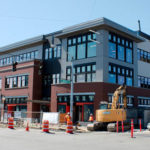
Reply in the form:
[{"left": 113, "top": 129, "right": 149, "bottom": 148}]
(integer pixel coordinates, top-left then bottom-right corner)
[{"left": 84, "top": 104, "right": 94, "bottom": 121}]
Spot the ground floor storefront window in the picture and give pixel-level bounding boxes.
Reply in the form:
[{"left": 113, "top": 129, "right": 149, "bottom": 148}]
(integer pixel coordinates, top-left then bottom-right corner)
[{"left": 57, "top": 95, "right": 94, "bottom": 122}]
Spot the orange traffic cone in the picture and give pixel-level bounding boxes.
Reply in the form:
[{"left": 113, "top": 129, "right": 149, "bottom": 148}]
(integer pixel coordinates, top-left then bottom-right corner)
[{"left": 26, "top": 122, "right": 29, "bottom": 131}]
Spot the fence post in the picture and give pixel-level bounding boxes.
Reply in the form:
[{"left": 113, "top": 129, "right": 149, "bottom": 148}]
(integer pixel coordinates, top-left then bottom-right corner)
[
  {"left": 131, "top": 119, "right": 134, "bottom": 138},
  {"left": 139, "top": 119, "right": 142, "bottom": 132},
  {"left": 122, "top": 120, "right": 124, "bottom": 132},
  {"left": 116, "top": 121, "right": 119, "bottom": 132}
]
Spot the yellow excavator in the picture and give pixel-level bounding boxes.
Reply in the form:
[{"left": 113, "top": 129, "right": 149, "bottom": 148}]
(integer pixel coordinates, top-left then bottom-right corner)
[{"left": 87, "top": 84, "right": 130, "bottom": 132}]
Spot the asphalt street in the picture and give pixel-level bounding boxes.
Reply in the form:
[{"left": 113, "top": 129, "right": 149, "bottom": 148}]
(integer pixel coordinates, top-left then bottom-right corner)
[{"left": 0, "top": 128, "right": 150, "bottom": 150}]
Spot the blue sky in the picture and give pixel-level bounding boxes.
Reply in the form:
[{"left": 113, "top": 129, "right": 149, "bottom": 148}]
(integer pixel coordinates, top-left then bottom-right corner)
[{"left": 0, "top": 0, "right": 149, "bottom": 47}]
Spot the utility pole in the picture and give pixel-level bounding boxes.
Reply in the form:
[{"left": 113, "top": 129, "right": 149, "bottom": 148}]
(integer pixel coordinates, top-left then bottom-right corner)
[{"left": 70, "top": 57, "right": 74, "bottom": 121}]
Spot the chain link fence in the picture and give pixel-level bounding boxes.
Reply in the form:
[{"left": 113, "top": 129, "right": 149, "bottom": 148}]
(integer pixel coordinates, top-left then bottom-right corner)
[{"left": 0, "top": 110, "right": 67, "bottom": 128}]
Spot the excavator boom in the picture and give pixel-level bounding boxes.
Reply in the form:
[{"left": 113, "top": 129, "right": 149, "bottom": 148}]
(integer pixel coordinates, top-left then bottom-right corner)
[{"left": 111, "top": 85, "right": 127, "bottom": 109}]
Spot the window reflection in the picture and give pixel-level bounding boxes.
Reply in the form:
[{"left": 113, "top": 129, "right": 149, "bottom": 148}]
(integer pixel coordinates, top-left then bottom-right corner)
[{"left": 109, "top": 42, "right": 116, "bottom": 58}]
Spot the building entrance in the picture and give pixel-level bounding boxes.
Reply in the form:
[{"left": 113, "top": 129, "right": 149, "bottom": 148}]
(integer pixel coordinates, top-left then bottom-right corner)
[{"left": 74, "top": 103, "right": 94, "bottom": 123}]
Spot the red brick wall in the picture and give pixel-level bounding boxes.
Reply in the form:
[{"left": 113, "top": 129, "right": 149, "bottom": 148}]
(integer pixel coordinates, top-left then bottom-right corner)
[
  {"left": 0, "top": 60, "right": 42, "bottom": 117},
  {"left": 51, "top": 82, "right": 150, "bottom": 116}
]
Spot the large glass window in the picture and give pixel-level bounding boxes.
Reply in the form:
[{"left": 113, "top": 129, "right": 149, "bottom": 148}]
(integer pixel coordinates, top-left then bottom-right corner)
[
  {"left": 126, "top": 48, "right": 132, "bottom": 63},
  {"left": 108, "top": 63, "right": 133, "bottom": 86},
  {"left": 109, "top": 42, "right": 116, "bottom": 58},
  {"left": 109, "top": 74, "right": 116, "bottom": 83},
  {"left": 67, "top": 33, "right": 97, "bottom": 61},
  {"left": 126, "top": 77, "right": 132, "bottom": 86},
  {"left": 118, "top": 45, "right": 124, "bottom": 61},
  {"left": 109, "top": 32, "right": 133, "bottom": 63},
  {"left": 77, "top": 44, "right": 86, "bottom": 59},
  {"left": 118, "top": 75, "right": 124, "bottom": 85},
  {"left": 87, "top": 42, "right": 96, "bottom": 57},
  {"left": 76, "top": 74, "right": 85, "bottom": 82},
  {"left": 66, "top": 63, "right": 96, "bottom": 83},
  {"left": 68, "top": 46, "right": 76, "bottom": 61}
]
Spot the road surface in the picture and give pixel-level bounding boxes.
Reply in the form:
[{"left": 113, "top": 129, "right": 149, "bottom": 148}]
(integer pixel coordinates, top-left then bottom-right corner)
[{"left": 0, "top": 128, "right": 150, "bottom": 150}]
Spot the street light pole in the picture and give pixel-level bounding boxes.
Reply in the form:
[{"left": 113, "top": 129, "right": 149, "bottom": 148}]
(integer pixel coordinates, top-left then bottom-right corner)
[{"left": 70, "top": 57, "right": 74, "bottom": 121}]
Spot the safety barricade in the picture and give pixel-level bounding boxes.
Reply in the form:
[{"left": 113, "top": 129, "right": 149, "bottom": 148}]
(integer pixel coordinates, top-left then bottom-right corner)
[
  {"left": 8, "top": 117, "right": 14, "bottom": 129},
  {"left": 66, "top": 120, "right": 73, "bottom": 134},
  {"left": 42, "top": 120, "right": 49, "bottom": 133}
]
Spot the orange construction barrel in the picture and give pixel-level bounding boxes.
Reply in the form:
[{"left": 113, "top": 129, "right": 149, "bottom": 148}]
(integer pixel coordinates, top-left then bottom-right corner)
[
  {"left": 42, "top": 120, "right": 49, "bottom": 132},
  {"left": 66, "top": 120, "right": 73, "bottom": 134},
  {"left": 8, "top": 117, "right": 14, "bottom": 129}
]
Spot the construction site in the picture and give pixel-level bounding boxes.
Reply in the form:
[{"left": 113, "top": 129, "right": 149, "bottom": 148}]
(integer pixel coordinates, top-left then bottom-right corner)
[
  {"left": 0, "top": 1, "right": 150, "bottom": 149},
  {"left": 0, "top": 83, "right": 150, "bottom": 150}
]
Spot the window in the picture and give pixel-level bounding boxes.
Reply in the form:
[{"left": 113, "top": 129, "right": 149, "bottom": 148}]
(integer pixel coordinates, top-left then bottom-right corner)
[
  {"left": 109, "top": 74, "right": 116, "bottom": 83},
  {"left": 35, "top": 51, "right": 38, "bottom": 59},
  {"left": 52, "top": 74, "right": 60, "bottom": 84},
  {"left": 126, "top": 77, "right": 132, "bottom": 86},
  {"left": 68, "top": 46, "right": 76, "bottom": 61},
  {"left": 22, "top": 76, "right": 25, "bottom": 87},
  {"left": 49, "top": 48, "right": 53, "bottom": 59},
  {"left": 7, "top": 57, "right": 10, "bottom": 64},
  {"left": 44, "top": 45, "right": 61, "bottom": 60},
  {"left": 138, "top": 76, "right": 150, "bottom": 89},
  {"left": 138, "top": 98, "right": 150, "bottom": 107},
  {"left": 66, "top": 63, "right": 96, "bottom": 83},
  {"left": 9, "top": 78, "right": 13, "bottom": 88},
  {"left": 31, "top": 52, "right": 34, "bottom": 59},
  {"left": 108, "top": 94, "right": 134, "bottom": 107},
  {"left": 109, "top": 42, "right": 116, "bottom": 58},
  {"left": 87, "top": 42, "right": 96, "bottom": 57},
  {"left": 67, "top": 33, "right": 97, "bottom": 61},
  {"left": 23, "top": 53, "right": 27, "bottom": 61},
  {"left": 20, "top": 55, "right": 23, "bottom": 62},
  {"left": 118, "top": 45, "right": 124, "bottom": 61},
  {"left": 77, "top": 44, "right": 86, "bottom": 59},
  {"left": 118, "top": 75, "right": 124, "bottom": 85},
  {"left": 3, "top": 58, "right": 7, "bottom": 65},
  {"left": 5, "top": 75, "right": 28, "bottom": 89},
  {"left": 27, "top": 53, "right": 31, "bottom": 60},
  {"left": 138, "top": 48, "right": 150, "bottom": 63},
  {"left": 54, "top": 47, "right": 57, "bottom": 58},
  {"left": 109, "top": 32, "right": 133, "bottom": 63},
  {"left": 57, "top": 45, "right": 61, "bottom": 58},
  {"left": 76, "top": 74, "right": 85, "bottom": 82},
  {"left": 126, "top": 48, "right": 132, "bottom": 63},
  {"left": 13, "top": 77, "right": 17, "bottom": 87},
  {"left": 108, "top": 63, "right": 133, "bottom": 86},
  {"left": 45, "top": 49, "right": 49, "bottom": 60}
]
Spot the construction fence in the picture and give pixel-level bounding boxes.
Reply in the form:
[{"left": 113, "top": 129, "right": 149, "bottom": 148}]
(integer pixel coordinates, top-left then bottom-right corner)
[{"left": 0, "top": 110, "right": 67, "bottom": 128}]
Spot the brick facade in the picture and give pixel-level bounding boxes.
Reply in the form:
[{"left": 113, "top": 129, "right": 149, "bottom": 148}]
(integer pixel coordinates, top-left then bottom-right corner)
[
  {"left": 0, "top": 60, "right": 43, "bottom": 119},
  {"left": 51, "top": 82, "right": 150, "bottom": 118}
]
